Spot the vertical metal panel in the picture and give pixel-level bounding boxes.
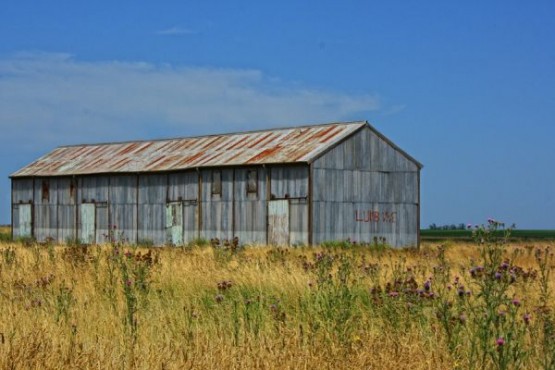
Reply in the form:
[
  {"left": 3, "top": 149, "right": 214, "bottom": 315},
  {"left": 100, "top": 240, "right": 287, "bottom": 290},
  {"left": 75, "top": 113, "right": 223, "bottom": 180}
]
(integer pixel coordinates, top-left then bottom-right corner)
[
  {"left": 80, "top": 203, "right": 95, "bottom": 244},
  {"left": 137, "top": 204, "right": 165, "bottom": 244},
  {"left": 79, "top": 176, "right": 109, "bottom": 202},
  {"left": 289, "top": 199, "right": 309, "bottom": 246},
  {"left": 12, "top": 179, "right": 33, "bottom": 203},
  {"left": 138, "top": 174, "right": 167, "bottom": 204},
  {"left": 17, "top": 204, "right": 32, "bottom": 238},
  {"left": 95, "top": 203, "right": 109, "bottom": 244},
  {"left": 33, "top": 177, "right": 57, "bottom": 242},
  {"left": 168, "top": 171, "right": 198, "bottom": 201},
  {"left": 109, "top": 175, "right": 137, "bottom": 243},
  {"left": 183, "top": 201, "right": 198, "bottom": 243},
  {"left": 58, "top": 205, "right": 75, "bottom": 243},
  {"left": 166, "top": 202, "right": 183, "bottom": 245},
  {"left": 200, "top": 169, "right": 233, "bottom": 240},
  {"left": 137, "top": 174, "right": 167, "bottom": 245},
  {"left": 233, "top": 167, "right": 267, "bottom": 244},
  {"left": 268, "top": 200, "right": 289, "bottom": 245},
  {"left": 270, "top": 165, "right": 309, "bottom": 199}
]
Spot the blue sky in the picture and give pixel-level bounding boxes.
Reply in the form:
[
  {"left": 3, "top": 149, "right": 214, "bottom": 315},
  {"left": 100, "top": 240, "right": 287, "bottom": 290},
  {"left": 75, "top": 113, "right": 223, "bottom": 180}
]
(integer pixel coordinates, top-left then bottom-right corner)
[{"left": 1, "top": 1, "right": 554, "bottom": 228}]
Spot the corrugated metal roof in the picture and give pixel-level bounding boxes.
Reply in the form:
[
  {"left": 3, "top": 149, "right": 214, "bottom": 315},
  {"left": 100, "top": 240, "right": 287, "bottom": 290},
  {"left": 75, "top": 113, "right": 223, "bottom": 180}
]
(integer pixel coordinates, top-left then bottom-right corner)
[{"left": 11, "top": 121, "right": 367, "bottom": 177}]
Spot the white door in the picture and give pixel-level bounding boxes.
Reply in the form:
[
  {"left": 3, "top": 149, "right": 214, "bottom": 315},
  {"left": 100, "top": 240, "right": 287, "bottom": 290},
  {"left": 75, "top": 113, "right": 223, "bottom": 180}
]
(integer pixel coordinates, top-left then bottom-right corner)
[
  {"left": 268, "top": 200, "right": 289, "bottom": 246},
  {"left": 80, "top": 203, "right": 96, "bottom": 244},
  {"left": 19, "top": 204, "right": 32, "bottom": 237},
  {"left": 166, "top": 202, "right": 183, "bottom": 245}
]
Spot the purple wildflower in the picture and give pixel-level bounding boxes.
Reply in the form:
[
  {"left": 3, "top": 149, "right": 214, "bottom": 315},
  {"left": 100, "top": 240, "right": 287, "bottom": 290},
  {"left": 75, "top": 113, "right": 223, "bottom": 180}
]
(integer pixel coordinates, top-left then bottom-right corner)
[
  {"left": 512, "top": 298, "right": 521, "bottom": 307},
  {"left": 388, "top": 291, "right": 399, "bottom": 298},
  {"left": 523, "top": 313, "right": 531, "bottom": 325},
  {"left": 494, "top": 272, "right": 502, "bottom": 280},
  {"left": 496, "top": 337, "right": 505, "bottom": 346},
  {"left": 215, "top": 294, "right": 224, "bottom": 303}
]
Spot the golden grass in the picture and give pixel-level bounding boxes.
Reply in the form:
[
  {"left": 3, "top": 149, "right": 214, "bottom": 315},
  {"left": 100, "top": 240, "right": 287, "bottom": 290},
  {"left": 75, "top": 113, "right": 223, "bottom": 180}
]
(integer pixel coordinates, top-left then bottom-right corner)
[{"left": 0, "top": 240, "right": 553, "bottom": 369}]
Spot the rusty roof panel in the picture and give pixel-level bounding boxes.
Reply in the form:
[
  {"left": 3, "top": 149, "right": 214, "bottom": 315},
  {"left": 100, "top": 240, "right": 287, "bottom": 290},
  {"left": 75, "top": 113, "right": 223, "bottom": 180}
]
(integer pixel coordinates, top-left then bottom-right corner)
[{"left": 11, "top": 121, "right": 367, "bottom": 177}]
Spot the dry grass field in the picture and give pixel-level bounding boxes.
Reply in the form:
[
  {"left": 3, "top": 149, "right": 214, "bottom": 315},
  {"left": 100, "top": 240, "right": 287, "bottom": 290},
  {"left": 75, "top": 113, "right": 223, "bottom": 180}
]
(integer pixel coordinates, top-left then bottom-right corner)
[{"left": 0, "top": 229, "right": 553, "bottom": 369}]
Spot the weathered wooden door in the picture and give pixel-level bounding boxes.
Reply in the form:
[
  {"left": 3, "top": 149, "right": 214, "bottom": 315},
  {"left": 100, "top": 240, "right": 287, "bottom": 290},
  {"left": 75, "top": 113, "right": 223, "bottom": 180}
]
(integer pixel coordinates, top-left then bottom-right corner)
[
  {"left": 268, "top": 200, "right": 289, "bottom": 246},
  {"left": 19, "top": 204, "right": 32, "bottom": 238},
  {"left": 183, "top": 200, "right": 198, "bottom": 243},
  {"left": 95, "top": 203, "right": 109, "bottom": 244},
  {"left": 166, "top": 202, "right": 183, "bottom": 245},
  {"left": 80, "top": 203, "right": 96, "bottom": 244}
]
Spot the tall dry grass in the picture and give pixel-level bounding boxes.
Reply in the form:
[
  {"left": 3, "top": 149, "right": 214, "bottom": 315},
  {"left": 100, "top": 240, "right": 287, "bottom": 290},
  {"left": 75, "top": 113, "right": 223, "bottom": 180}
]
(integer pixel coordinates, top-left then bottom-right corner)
[{"left": 0, "top": 237, "right": 553, "bottom": 369}]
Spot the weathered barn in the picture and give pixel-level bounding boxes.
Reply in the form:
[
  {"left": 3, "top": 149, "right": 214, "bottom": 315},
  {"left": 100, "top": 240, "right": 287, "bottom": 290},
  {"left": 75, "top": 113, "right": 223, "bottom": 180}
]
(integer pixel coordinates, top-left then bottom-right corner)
[{"left": 10, "top": 121, "right": 422, "bottom": 247}]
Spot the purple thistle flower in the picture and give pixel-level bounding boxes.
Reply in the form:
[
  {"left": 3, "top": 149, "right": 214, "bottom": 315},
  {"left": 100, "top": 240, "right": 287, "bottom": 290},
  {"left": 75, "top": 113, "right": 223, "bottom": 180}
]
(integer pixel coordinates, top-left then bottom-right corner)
[
  {"left": 424, "top": 280, "right": 431, "bottom": 292},
  {"left": 215, "top": 294, "right": 224, "bottom": 303},
  {"left": 388, "top": 291, "right": 399, "bottom": 298},
  {"left": 125, "top": 279, "right": 132, "bottom": 287},
  {"left": 512, "top": 298, "right": 521, "bottom": 307},
  {"left": 494, "top": 272, "right": 502, "bottom": 280},
  {"left": 523, "top": 313, "right": 531, "bottom": 325},
  {"left": 496, "top": 337, "right": 505, "bottom": 346}
]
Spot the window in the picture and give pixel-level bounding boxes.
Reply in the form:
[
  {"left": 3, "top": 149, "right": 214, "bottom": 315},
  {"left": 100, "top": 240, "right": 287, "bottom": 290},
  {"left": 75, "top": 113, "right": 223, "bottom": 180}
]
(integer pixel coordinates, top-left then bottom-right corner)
[
  {"left": 41, "top": 180, "right": 49, "bottom": 202},
  {"left": 247, "top": 169, "right": 258, "bottom": 194},
  {"left": 211, "top": 170, "right": 222, "bottom": 196}
]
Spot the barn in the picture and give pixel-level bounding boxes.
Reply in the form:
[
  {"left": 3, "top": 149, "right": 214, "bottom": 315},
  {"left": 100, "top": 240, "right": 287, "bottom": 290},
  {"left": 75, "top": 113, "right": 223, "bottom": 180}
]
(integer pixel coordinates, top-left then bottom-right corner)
[{"left": 10, "top": 121, "right": 422, "bottom": 247}]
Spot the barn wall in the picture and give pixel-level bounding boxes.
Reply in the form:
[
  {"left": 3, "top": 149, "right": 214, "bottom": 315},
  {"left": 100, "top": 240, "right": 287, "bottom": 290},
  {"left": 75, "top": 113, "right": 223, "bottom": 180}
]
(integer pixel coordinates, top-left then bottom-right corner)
[
  {"left": 109, "top": 175, "right": 138, "bottom": 244},
  {"left": 312, "top": 126, "right": 420, "bottom": 247},
  {"left": 234, "top": 167, "right": 267, "bottom": 244},
  {"left": 200, "top": 168, "right": 234, "bottom": 240},
  {"left": 137, "top": 174, "right": 167, "bottom": 245},
  {"left": 12, "top": 178, "right": 34, "bottom": 238},
  {"left": 270, "top": 165, "right": 309, "bottom": 246}
]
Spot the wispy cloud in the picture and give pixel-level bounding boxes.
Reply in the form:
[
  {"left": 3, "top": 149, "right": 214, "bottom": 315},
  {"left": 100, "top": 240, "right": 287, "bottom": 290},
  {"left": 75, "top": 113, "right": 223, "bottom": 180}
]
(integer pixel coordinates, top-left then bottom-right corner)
[
  {"left": 156, "top": 27, "right": 197, "bottom": 36},
  {"left": 0, "top": 52, "right": 380, "bottom": 150}
]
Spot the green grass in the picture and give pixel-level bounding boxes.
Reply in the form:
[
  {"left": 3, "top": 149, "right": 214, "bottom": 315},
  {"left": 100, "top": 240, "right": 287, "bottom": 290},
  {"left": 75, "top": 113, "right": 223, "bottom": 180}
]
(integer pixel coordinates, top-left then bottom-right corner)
[{"left": 421, "top": 229, "right": 555, "bottom": 241}]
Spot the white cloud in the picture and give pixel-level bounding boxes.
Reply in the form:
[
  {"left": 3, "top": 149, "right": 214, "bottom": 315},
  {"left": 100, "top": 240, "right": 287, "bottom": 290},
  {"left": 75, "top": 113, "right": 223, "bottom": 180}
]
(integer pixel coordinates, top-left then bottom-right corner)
[
  {"left": 156, "top": 27, "right": 197, "bottom": 36},
  {"left": 0, "top": 52, "right": 380, "bottom": 150}
]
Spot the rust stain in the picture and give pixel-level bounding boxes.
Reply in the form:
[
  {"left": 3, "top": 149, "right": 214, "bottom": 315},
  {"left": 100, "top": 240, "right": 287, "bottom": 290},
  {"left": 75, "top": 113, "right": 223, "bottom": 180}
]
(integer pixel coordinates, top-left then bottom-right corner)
[
  {"left": 11, "top": 122, "right": 367, "bottom": 177},
  {"left": 246, "top": 146, "right": 282, "bottom": 163}
]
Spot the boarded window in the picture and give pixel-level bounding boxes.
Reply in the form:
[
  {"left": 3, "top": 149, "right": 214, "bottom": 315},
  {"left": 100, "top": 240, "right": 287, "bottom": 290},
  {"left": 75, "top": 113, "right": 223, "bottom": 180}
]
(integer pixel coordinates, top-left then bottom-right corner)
[
  {"left": 41, "top": 180, "right": 49, "bottom": 202},
  {"left": 211, "top": 170, "right": 222, "bottom": 196},
  {"left": 247, "top": 169, "right": 258, "bottom": 194}
]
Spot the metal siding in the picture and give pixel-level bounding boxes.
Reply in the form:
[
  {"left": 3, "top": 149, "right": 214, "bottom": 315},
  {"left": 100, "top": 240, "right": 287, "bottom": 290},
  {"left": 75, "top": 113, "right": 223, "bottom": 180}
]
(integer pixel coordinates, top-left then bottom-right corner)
[
  {"left": 138, "top": 174, "right": 167, "bottom": 204},
  {"left": 168, "top": 171, "right": 198, "bottom": 201},
  {"left": 311, "top": 127, "right": 420, "bottom": 248},
  {"left": 16, "top": 204, "right": 32, "bottom": 238},
  {"left": 57, "top": 205, "right": 75, "bottom": 243},
  {"left": 79, "top": 176, "right": 109, "bottom": 203},
  {"left": 80, "top": 204, "right": 95, "bottom": 244},
  {"left": 109, "top": 175, "right": 138, "bottom": 243},
  {"left": 268, "top": 200, "right": 289, "bottom": 245},
  {"left": 270, "top": 165, "right": 309, "bottom": 199},
  {"left": 233, "top": 167, "right": 267, "bottom": 244},
  {"left": 33, "top": 178, "right": 57, "bottom": 242},
  {"left": 183, "top": 201, "right": 198, "bottom": 243},
  {"left": 289, "top": 199, "right": 309, "bottom": 246},
  {"left": 13, "top": 179, "right": 33, "bottom": 203},
  {"left": 95, "top": 203, "right": 109, "bottom": 244},
  {"left": 137, "top": 174, "right": 167, "bottom": 245},
  {"left": 166, "top": 202, "right": 183, "bottom": 245},
  {"left": 200, "top": 169, "right": 233, "bottom": 240}
]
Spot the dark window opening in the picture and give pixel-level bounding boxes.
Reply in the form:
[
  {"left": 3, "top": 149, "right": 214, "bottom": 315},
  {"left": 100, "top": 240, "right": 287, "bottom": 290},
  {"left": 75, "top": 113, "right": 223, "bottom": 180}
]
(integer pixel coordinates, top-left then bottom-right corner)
[
  {"left": 41, "top": 180, "right": 49, "bottom": 202},
  {"left": 69, "top": 180, "right": 76, "bottom": 200},
  {"left": 211, "top": 170, "right": 222, "bottom": 196},
  {"left": 247, "top": 169, "right": 258, "bottom": 194}
]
